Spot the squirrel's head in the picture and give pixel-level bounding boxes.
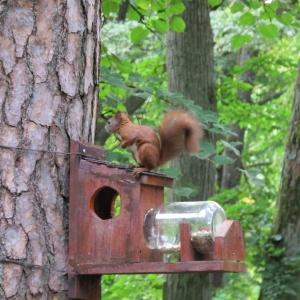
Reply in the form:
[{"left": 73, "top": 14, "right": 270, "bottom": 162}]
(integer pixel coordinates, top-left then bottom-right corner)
[{"left": 105, "top": 111, "right": 130, "bottom": 133}]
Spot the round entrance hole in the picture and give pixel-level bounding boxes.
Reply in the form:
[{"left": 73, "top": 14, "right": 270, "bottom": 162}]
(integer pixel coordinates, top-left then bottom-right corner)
[{"left": 91, "top": 186, "right": 122, "bottom": 220}]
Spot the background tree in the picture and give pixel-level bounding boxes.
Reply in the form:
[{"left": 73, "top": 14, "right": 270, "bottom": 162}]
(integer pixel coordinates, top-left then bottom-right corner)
[
  {"left": 164, "top": 1, "right": 216, "bottom": 300},
  {"left": 0, "top": 1, "right": 100, "bottom": 298},
  {"left": 259, "top": 65, "right": 300, "bottom": 300}
]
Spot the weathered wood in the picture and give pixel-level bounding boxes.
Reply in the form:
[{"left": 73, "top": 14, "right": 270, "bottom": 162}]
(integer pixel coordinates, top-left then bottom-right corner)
[
  {"left": 68, "top": 274, "right": 101, "bottom": 300},
  {"left": 74, "top": 261, "right": 245, "bottom": 275},
  {"left": 69, "top": 140, "right": 171, "bottom": 268},
  {"left": 180, "top": 224, "right": 196, "bottom": 262},
  {"left": 214, "top": 220, "right": 245, "bottom": 261},
  {"left": 69, "top": 141, "right": 246, "bottom": 298}
]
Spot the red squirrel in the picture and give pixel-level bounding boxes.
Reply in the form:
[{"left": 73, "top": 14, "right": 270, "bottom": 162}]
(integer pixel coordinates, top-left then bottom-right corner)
[{"left": 105, "top": 109, "right": 203, "bottom": 176}]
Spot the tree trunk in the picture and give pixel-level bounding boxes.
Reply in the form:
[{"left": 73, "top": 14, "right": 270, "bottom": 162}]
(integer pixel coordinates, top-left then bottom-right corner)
[
  {"left": 0, "top": 1, "right": 100, "bottom": 299},
  {"left": 259, "top": 66, "right": 300, "bottom": 299},
  {"left": 164, "top": 1, "right": 216, "bottom": 299}
]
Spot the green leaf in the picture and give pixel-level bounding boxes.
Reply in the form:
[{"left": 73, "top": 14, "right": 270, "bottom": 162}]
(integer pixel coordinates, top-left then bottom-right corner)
[
  {"left": 239, "top": 168, "right": 265, "bottom": 186},
  {"left": 257, "top": 23, "right": 279, "bottom": 39},
  {"left": 277, "top": 12, "right": 293, "bottom": 26},
  {"left": 174, "top": 186, "right": 196, "bottom": 198},
  {"left": 136, "top": 0, "right": 149, "bottom": 10},
  {"left": 153, "top": 19, "right": 169, "bottom": 33},
  {"left": 221, "top": 140, "right": 241, "bottom": 156},
  {"left": 102, "top": 1, "right": 120, "bottom": 16},
  {"left": 239, "top": 12, "right": 256, "bottom": 26},
  {"left": 160, "top": 167, "right": 181, "bottom": 178},
  {"left": 230, "top": 2, "right": 244, "bottom": 13},
  {"left": 231, "top": 34, "right": 252, "bottom": 49},
  {"left": 208, "top": 0, "right": 222, "bottom": 8},
  {"left": 101, "top": 67, "right": 129, "bottom": 89},
  {"left": 249, "top": 0, "right": 261, "bottom": 9},
  {"left": 212, "top": 155, "right": 235, "bottom": 166},
  {"left": 130, "top": 26, "right": 149, "bottom": 43},
  {"left": 127, "top": 7, "right": 140, "bottom": 21},
  {"left": 170, "top": 16, "right": 186, "bottom": 32},
  {"left": 197, "top": 141, "right": 216, "bottom": 159},
  {"left": 168, "top": 2, "right": 186, "bottom": 14}
]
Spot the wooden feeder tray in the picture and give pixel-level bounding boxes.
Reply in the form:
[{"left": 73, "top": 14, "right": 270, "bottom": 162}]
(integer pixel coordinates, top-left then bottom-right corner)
[{"left": 68, "top": 141, "right": 246, "bottom": 299}]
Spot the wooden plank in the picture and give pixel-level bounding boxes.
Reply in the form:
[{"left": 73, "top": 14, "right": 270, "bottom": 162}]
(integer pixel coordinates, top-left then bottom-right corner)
[
  {"left": 69, "top": 141, "right": 81, "bottom": 265},
  {"left": 74, "top": 260, "right": 246, "bottom": 274},
  {"left": 140, "top": 173, "right": 174, "bottom": 187},
  {"left": 214, "top": 220, "right": 245, "bottom": 261}
]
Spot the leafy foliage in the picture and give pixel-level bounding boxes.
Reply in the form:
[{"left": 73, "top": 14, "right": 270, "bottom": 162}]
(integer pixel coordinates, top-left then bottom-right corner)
[{"left": 99, "top": 1, "right": 300, "bottom": 299}]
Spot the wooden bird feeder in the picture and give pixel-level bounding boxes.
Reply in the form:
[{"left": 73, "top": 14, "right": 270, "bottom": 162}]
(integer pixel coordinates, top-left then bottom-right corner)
[{"left": 68, "top": 141, "right": 245, "bottom": 299}]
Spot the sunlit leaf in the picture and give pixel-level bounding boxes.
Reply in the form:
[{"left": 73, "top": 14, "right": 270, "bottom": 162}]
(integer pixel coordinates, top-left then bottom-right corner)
[
  {"left": 127, "top": 7, "right": 140, "bottom": 21},
  {"left": 131, "top": 26, "right": 149, "bottom": 43},
  {"left": 257, "top": 24, "right": 279, "bottom": 39},
  {"left": 239, "top": 12, "right": 256, "bottom": 26},
  {"left": 170, "top": 16, "right": 186, "bottom": 32},
  {"left": 102, "top": 0, "right": 120, "bottom": 16},
  {"left": 231, "top": 34, "right": 252, "bottom": 49},
  {"left": 208, "top": 0, "right": 222, "bottom": 8},
  {"left": 153, "top": 19, "right": 169, "bottom": 33},
  {"left": 230, "top": 2, "right": 245, "bottom": 13},
  {"left": 168, "top": 2, "right": 186, "bottom": 14},
  {"left": 277, "top": 12, "right": 293, "bottom": 26}
]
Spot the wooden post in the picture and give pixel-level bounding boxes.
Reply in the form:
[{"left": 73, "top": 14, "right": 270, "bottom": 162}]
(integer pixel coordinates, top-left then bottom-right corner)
[
  {"left": 68, "top": 274, "right": 101, "bottom": 300},
  {"left": 180, "top": 223, "right": 196, "bottom": 261}
]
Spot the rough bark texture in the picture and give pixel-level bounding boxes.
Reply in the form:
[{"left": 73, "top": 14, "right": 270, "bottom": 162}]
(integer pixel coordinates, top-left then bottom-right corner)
[
  {"left": 164, "top": 1, "right": 216, "bottom": 299},
  {"left": 220, "top": 47, "right": 255, "bottom": 189},
  {"left": 0, "top": 1, "right": 100, "bottom": 299},
  {"left": 259, "top": 67, "right": 300, "bottom": 299}
]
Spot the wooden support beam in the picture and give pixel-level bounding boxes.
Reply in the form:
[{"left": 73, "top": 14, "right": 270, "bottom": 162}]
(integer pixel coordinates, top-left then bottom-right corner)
[{"left": 68, "top": 275, "right": 101, "bottom": 300}]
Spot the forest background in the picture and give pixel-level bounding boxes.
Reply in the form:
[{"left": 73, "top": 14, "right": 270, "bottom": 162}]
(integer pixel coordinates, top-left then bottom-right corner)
[{"left": 99, "top": 0, "right": 300, "bottom": 299}]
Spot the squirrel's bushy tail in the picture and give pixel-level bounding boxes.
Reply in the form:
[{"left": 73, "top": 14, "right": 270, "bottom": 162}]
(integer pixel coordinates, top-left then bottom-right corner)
[{"left": 158, "top": 109, "right": 203, "bottom": 166}]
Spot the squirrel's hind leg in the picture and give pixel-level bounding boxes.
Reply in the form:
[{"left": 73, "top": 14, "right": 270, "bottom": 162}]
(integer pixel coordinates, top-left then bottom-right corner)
[{"left": 132, "top": 143, "right": 160, "bottom": 177}]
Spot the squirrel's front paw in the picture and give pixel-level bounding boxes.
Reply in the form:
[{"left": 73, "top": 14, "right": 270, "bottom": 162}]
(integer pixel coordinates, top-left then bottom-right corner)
[{"left": 133, "top": 167, "right": 148, "bottom": 177}]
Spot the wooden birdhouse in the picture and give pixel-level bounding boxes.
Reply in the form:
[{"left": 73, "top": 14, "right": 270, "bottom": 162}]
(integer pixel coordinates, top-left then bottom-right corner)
[{"left": 68, "top": 141, "right": 245, "bottom": 300}]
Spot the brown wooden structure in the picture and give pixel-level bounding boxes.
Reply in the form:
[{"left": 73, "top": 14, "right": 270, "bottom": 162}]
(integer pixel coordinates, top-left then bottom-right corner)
[{"left": 68, "top": 141, "right": 245, "bottom": 299}]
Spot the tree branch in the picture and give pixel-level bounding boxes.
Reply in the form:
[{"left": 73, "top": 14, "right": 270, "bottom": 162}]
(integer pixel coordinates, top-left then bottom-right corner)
[
  {"left": 245, "top": 161, "right": 272, "bottom": 168},
  {"left": 117, "top": 0, "right": 129, "bottom": 22},
  {"left": 256, "top": 90, "right": 285, "bottom": 105}
]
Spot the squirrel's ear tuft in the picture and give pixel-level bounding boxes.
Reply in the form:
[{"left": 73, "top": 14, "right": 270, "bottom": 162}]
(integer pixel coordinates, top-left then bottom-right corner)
[
  {"left": 115, "top": 111, "right": 128, "bottom": 119},
  {"left": 116, "top": 111, "right": 123, "bottom": 120}
]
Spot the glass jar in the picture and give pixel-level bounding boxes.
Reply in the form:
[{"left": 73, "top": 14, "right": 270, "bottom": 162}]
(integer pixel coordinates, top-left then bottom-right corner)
[{"left": 143, "top": 201, "right": 226, "bottom": 254}]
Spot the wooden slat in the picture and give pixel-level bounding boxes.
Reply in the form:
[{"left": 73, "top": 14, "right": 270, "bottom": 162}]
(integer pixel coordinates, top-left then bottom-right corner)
[{"left": 74, "top": 260, "right": 246, "bottom": 274}]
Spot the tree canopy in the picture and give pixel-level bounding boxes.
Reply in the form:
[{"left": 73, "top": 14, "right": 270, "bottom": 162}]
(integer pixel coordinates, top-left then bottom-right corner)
[{"left": 99, "top": 0, "right": 300, "bottom": 299}]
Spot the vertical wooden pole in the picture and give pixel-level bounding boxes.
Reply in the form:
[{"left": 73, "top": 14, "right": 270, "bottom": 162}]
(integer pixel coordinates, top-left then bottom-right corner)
[
  {"left": 68, "top": 275, "right": 101, "bottom": 300},
  {"left": 180, "top": 223, "right": 195, "bottom": 261}
]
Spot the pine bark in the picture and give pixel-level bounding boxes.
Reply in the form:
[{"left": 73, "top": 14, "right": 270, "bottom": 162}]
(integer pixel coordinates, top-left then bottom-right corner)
[
  {"left": 164, "top": 1, "right": 216, "bottom": 299},
  {"left": 259, "top": 66, "right": 300, "bottom": 299},
  {"left": 0, "top": 1, "right": 100, "bottom": 299}
]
